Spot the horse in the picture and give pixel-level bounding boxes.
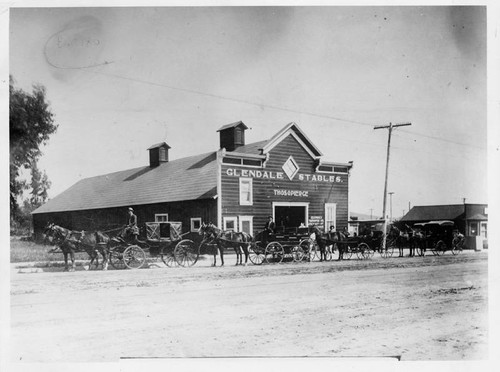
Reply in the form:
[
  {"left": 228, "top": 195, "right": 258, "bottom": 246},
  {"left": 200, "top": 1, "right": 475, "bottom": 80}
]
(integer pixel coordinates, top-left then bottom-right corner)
[
  {"left": 380, "top": 224, "right": 401, "bottom": 257},
  {"left": 316, "top": 226, "right": 348, "bottom": 261},
  {"left": 198, "top": 223, "right": 252, "bottom": 266},
  {"left": 398, "top": 230, "right": 412, "bottom": 257},
  {"left": 411, "top": 229, "right": 426, "bottom": 256},
  {"left": 43, "top": 223, "right": 110, "bottom": 271},
  {"left": 309, "top": 225, "right": 329, "bottom": 262}
]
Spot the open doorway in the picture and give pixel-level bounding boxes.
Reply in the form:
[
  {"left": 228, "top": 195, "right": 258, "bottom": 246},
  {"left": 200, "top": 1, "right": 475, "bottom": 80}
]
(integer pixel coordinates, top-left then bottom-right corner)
[{"left": 273, "top": 202, "right": 309, "bottom": 232}]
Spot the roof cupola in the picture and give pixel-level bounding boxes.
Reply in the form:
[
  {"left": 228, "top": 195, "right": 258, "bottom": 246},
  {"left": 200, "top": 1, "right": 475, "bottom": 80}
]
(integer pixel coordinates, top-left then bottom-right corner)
[
  {"left": 217, "top": 121, "right": 248, "bottom": 151},
  {"left": 148, "top": 142, "right": 170, "bottom": 167}
]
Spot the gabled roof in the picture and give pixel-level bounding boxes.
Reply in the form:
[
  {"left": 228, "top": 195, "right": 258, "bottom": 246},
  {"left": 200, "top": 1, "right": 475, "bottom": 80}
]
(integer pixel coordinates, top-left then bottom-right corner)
[
  {"left": 33, "top": 122, "right": 331, "bottom": 215},
  {"left": 400, "top": 205, "right": 465, "bottom": 222},
  {"left": 147, "top": 142, "right": 171, "bottom": 150},
  {"left": 262, "top": 122, "right": 322, "bottom": 158},
  {"left": 216, "top": 121, "right": 248, "bottom": 132},
  {"left": 33, "top": 151, "right": 218, "bottom": 214}
]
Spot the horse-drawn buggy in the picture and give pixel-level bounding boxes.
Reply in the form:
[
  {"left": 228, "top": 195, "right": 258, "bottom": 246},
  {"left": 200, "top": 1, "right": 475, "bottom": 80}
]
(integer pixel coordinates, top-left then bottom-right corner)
[
  {"left": 43, "top": 221, "right": 198, "bottom": 270},
  {"left": 106, "top": 221, "right": 198, "bottom": 269},
  {"left": 247, "top": 226, "right": 318, "bottom": 264},
  {"left": 411, "top": 220, "right": 464, "bottom": 256},
  {"left": 197, "top": 223, "right": 317, "bottom": 266},
  {"left": 319, "top": 223, "right": 398, "bottom": 261}
]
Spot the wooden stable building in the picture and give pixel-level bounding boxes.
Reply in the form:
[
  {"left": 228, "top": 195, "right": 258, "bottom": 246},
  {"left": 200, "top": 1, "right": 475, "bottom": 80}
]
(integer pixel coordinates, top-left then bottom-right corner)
[{"left": 32, "top": 122, "right": 353, "bottom": 240}]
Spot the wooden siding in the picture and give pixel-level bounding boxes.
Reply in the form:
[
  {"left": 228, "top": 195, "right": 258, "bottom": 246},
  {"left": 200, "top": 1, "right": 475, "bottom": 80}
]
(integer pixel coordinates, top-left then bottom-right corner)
[
  {"left": 220, "top": 134, "right": 350, "bottom": 236},
  {"left": 33, "top": 199, "right": 217, "bottom": 243}
]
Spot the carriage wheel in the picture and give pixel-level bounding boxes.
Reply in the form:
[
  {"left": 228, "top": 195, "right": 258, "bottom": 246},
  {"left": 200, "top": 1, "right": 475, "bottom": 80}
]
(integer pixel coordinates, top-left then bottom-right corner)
[
  {"left": 123, "top": 245, "right": 146, "bottom": 269},
  {"left": 174, "top": 239, "right": 199, "bottom": 267},
  {"left": 299, "top": 238, "right": 316, "bottom": 262},
  {"left": 343, "top": 244, "right": 353, "bottom": 260},
  {"left": 249, "top": 243, "right": 265, "bottom": 265},
  {"left": 161, "top": 250, "right": 178, "bottom": 267},
  {"left": 362, "top": 243, "right": 375, "bottom": 259},
  {"left": 434, "top": 241, "right": 446, "bottom": 256},
  {"left": 109, "top": 248, "right": 127, "bottom": 270},
  {"left": 380, "top": 239, "right": 395, "bottom": 258},
  {"left": 291, "top": 245, "right": 305, "bottom": 262},
  {"left": 451, "top": 238, "right": 463, "bottom": 255},
  {"left": 356, "top": 243, "right": 369, "bottom": 259},
  {"left": 264, "top": 242, "right": 284, "bottom": 264}
]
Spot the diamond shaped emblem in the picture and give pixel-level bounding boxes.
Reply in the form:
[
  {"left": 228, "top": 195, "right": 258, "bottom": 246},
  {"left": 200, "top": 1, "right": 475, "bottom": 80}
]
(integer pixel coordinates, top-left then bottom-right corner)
[{"left": 282, "top": 156, "right": 299, "bottom": 180}]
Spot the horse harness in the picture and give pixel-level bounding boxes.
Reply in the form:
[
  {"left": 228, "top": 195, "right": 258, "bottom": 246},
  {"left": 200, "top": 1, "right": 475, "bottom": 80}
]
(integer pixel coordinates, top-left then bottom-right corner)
[{"left": 47, "top": 225, "right": 99, "bottom": 252}]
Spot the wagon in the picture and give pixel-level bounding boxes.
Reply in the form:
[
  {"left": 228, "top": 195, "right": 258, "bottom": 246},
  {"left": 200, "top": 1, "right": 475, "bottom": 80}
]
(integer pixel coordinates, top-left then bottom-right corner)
[
  {"left": 413, "top": 220, "right": 463, "bottom": 256},
  {"left": 248, "top": 227, "right": 317, "bottom": 264},
  {"left": 107, "top": 222, "right": 198, "bottom": 269},
  {"left": 334, "top": 235, "right": 376, "bottom": 260}
]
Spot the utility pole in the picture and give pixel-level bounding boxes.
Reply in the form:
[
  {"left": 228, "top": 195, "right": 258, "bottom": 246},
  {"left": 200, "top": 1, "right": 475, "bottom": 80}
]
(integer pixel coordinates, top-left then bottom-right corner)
[
  {"left": 388, "top": 192, "right": 395, "bottom": 222},
  {"left": 374, "top": 122, "right": 412, "bottom": 249},
  {"left": 463, "top": 197, "right": 467, "bottom": 236},
  {"left": 369, "top": 208, "right": 374, "bottom": 219}
]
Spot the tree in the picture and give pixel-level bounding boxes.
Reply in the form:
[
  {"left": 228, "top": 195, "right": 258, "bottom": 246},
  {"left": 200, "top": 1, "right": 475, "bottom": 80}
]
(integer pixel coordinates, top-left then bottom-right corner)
[
  {"left": 10, "top": 76, "right": 58, "bottom": 221},
  {"left": 29, "top": 161, "right": 51, "bottom": 208}
]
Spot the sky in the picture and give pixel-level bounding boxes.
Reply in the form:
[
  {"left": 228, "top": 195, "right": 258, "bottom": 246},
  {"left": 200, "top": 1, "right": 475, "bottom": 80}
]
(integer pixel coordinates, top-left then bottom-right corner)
[{"left": 7, "top": 4, "right": 490, "bottom": 219}]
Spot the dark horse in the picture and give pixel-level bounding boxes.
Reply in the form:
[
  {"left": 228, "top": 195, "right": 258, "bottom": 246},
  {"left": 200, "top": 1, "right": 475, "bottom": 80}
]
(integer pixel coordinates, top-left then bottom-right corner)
[
  {"left": 396, "top": 224, "right": 425, "bottom": 257},
  {"left": 43, "top": 223, "right": 110, "bottom": 271},
  {"left": 310, "top": 225, "right": 348, "bottom": 261},
  {"left": 309, "top": 225, "right": 328, "bottom": 261},
  {"left": 198, "top": 223, "right": 252, "bottom": 266}
]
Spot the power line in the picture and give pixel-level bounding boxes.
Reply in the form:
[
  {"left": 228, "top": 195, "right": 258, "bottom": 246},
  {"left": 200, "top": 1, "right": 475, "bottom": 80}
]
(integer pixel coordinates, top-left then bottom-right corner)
[
  {"left": 45, "top": 55, "right": 485, "bottom": 151},
  {"left": 88, "top": 69, "right": 487, "bottom": 152},
  {"left": 81, "top": 68, "right": 376, "bottom": 127},
  {"left": 397, "top": 129, "right": 486, "bottom": 150}
]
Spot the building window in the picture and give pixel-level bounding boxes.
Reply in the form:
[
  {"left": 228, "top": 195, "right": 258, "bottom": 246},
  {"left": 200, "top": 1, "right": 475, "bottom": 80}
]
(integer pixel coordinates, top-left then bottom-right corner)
[
  {"left": 223, "top": 157, "right": 241, "bottom": 165},
  {"left": 155, "top": 214, "right": 168, "bottom": 222},
  {"left": 239, "top": 177, "right": 253, "bottom": 205},
  {"left": 222, "top": 157, "right": 263, "bottom": 167},
  {"left": 223, "top": 217, "right": 237, "bottom": 231},
  {"left": 469, "top": 222, "right": 478, "bottom": 236},
  {"left": 190, "top": 218, "right": 202, "bottom": 232},
  {"left": 239, "top": 216, "right": 253, "bottom": 235},
  {"left": 325, "top": 203, "right": 337, "bottom": 233},
  {"left": 481, "top": 222, "right": 487, "bottom": 239}
]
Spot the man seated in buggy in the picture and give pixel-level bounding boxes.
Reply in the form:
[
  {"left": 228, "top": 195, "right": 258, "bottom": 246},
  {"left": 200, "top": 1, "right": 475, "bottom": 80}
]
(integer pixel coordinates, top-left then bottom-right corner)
[
  {"left": 262, "top": 216, "right": 276, "bottom": 245},
  {"left": 120, "top": 207, "right": 140, "bottom": 242}
]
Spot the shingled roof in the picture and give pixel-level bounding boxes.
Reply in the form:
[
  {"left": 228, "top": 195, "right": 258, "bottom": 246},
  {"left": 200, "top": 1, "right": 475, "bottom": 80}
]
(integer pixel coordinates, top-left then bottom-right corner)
[
  {"left": 32, "top": 151, "right": 218, "bottom": 214},
  {"left": 400, "top": 205, "right": 465, "bottom": 222}
]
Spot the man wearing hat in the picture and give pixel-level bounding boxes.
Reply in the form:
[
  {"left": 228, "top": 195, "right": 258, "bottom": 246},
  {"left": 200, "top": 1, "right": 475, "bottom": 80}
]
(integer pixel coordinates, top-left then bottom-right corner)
[
  {"left": 122, "top": 207, "right": 139, "bottom": 240},
  {"left": 262, "top": 215, "right": 275, "bottom": 245}
]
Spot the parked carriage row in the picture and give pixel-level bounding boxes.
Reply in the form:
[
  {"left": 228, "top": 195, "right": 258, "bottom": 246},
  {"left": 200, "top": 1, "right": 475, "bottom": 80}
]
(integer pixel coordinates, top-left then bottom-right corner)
[{"left": 43, "top": 219, "right": 466, "bottom": 271}]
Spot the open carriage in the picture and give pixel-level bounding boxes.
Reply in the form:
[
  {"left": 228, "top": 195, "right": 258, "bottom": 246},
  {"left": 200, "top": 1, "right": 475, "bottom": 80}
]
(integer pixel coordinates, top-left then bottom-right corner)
[
  {"left": 107, "top": 221, "right": 198, "bottom": 269},
  {"left": 248, "top": 227, "right": 318, "bottom": 264},
  {"left": 326, "top": 223, "right": 398, "bottom": 260}
]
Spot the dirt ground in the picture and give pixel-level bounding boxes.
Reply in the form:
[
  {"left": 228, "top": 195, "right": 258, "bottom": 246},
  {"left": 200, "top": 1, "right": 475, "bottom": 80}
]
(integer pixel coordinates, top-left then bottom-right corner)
[{"left": 9, "top": 251, "right": 488, "bottom": 363}]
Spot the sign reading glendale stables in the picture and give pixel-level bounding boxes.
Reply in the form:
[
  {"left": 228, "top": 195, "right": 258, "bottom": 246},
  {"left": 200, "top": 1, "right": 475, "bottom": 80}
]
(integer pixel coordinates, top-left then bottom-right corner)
[
  {"left": 219, "top": 122, "right": 353, "bottom": 236},
  {"left": 225, "top": 168, "right": 345, "bottom": 183}
]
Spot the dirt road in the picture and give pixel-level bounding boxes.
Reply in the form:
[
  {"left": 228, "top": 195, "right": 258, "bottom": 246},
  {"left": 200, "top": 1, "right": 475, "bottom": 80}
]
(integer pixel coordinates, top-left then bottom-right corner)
[{"left": 10, "top": 251, "right": 488, "bottom": 362}]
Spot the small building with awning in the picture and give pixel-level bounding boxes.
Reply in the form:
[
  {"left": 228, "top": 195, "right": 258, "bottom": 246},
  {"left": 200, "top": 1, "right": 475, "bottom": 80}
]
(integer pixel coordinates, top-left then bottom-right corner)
[{"left": 399, "top": 204, "right": 488, "bottom": 248}]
